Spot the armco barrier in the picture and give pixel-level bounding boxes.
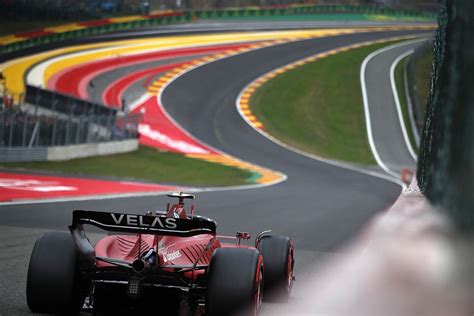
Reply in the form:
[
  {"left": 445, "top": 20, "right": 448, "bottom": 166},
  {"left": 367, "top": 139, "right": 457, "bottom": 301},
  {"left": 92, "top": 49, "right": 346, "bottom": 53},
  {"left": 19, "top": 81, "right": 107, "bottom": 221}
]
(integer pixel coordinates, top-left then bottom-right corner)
[
  {"left": 25, "top": 85, "right": 117, "bottom": 118},
  {"left": 2, "top": 85, "right": 141, "bottom": 152},
  {"left": 0, "top": 5, "right": 436, "bottom": 55},
  {"left": 0, "top": 139, "right": 138, "bottom": 162}
]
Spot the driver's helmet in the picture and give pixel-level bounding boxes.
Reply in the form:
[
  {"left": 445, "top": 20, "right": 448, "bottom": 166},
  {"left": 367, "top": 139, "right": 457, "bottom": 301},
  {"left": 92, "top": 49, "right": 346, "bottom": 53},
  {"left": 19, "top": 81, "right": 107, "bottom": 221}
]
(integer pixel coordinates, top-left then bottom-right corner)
[{"left": 166, "top": 205, "right": 187, "bottom": 219}]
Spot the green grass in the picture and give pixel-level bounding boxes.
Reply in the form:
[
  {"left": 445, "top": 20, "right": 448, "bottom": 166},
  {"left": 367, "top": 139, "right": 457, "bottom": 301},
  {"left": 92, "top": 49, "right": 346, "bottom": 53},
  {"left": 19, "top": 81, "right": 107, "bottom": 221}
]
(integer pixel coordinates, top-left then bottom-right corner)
[
  {"left": 0, "top": 146, "right": 253, "bottom": 187},
  {"left": 252, "top": 40, "right": 410, "bottom": 165},
  {"left": 394, "top": 56, "right": 418, "bottom": 152},
  {"left": 414, "top": 49, "right": 433, "bottom": 116}
]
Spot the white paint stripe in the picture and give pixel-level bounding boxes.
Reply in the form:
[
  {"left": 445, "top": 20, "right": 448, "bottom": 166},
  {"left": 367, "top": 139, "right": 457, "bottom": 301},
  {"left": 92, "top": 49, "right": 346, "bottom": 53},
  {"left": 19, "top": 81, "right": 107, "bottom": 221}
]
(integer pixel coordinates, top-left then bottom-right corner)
[
  {"left": 27, "top": 44, "right": 139, "bottom": 87},
  {"left": 24, "top": 31, "right": 329, "bottom": 88},
  {"left": 235, "top": 36, "right": 434, "bottom": 191},
  {"left": 403, "top": 52, "right": 421, "bottom": 147},
  {"left": 154, "top": 34, "right": 428, "bottom": 191},
  {"left": 26, "top": 41, "right": 218, "bottom": 87},
  {"left": 0, "top": 179, "right": 289, "bottom": 206},
  {"left": 128, "top": 93, "right": 151, "bottom": 112},
  {"left": 0, "top": 190, "right": 180, "bottom": 206},
  {"left": 4, "top": 33, "right": 431, "bottom": 206},
  {"left": 390, "top": 47, "right": 420, "bottom": 161},
  {"left": 360, "top": 38, "right": 427, "bottom": 179}
]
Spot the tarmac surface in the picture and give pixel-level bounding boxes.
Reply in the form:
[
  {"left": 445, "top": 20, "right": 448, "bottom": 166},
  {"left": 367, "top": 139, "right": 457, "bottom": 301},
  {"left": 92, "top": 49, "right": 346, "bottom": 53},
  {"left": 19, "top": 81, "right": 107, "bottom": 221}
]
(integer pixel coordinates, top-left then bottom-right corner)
[{"left": 362, "top": 39, "right": 427, "bottom": 174}]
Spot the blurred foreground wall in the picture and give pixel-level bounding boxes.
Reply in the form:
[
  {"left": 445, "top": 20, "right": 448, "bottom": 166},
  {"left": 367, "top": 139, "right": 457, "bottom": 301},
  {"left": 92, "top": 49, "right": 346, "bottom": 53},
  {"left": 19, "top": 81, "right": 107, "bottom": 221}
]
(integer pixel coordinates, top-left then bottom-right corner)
[
  {"left": 293, "top": 4, "right": 474, "bottom": 314},
  {"left": 417, "top": 0, "right": 474, "bottom": 232}
]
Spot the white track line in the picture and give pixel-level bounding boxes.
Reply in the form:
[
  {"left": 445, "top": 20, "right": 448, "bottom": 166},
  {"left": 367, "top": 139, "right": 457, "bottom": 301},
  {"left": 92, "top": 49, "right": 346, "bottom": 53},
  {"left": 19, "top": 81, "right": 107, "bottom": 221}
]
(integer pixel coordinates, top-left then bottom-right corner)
[
  {"left": 0, "top": 179, "right": 295, "bottom": 206},
  {"left": 390, "top": 47, "right": 421, "bottom": 161},
  {"left": 153, "top": 39, "right": 315, "bottom": 190},
  {"left": 403, "top": 51, "right": 421, "bottom": 146},
  {"left": 360, "top": 38, "right": 427, "bottom": 178},
  {"left": 0, "top": 190, "right": 179, "bottom": 206},
  {"left": 5, "top": 34, "right": 428, "bottom": 206}
]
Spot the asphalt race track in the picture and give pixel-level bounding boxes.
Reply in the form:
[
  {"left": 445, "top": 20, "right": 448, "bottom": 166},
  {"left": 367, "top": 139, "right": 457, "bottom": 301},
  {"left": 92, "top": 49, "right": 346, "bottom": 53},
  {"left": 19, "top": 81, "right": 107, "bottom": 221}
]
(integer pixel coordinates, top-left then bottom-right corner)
[
  {"left": 0, "top": 25, "right": 433, "bottom": 315},
  {"left": 362, "top": 39, "right": 426, "bottom": 175}
]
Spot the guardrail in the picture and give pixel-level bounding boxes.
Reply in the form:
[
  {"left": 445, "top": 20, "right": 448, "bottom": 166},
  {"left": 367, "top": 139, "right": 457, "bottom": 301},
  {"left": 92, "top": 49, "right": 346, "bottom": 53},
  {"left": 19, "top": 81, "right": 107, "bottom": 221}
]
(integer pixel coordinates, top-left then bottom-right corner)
[
  {"left": 25, "top": 85, "right": 117, "bottom": 118},
  {"left": 0, "top": 5, "right": 438, "bottom": 55},
  {"left": 0, "top": 107, "right": 140, "bottom": 149}
]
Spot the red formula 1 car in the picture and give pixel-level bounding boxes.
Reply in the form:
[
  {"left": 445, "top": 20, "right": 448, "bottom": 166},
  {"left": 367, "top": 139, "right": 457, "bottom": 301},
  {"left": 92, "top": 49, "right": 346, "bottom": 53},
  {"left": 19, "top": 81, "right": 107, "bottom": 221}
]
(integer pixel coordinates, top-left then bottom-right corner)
[{"left": 26, "top": 192, "right": 294, "bottom": 315}]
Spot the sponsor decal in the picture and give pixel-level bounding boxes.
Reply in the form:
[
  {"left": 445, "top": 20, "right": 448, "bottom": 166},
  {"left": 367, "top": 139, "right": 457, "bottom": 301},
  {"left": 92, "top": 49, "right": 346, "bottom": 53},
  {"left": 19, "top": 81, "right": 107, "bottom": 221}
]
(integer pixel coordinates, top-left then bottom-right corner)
[
  {"left": 163, "top": 250, "right": 181, "bottom": 263},
  {"left": 110, "top": 213, "right": 178, "bottom": 229},
  {"left": 157, "top": 240, "right": 166, "bottom": 250},
  {"left": 0, "top": 178, "right": 76, "bottom": 192}
]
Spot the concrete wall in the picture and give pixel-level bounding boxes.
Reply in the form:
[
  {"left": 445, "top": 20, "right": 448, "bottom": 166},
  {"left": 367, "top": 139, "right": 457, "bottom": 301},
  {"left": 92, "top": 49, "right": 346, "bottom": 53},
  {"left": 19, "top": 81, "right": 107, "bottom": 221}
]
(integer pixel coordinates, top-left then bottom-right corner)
[
  {"left": 0, "top": 139, "right": 138, "bottom": 162},
  {"left": 0, "top": 147, "right": 48, "bottom": 162},
  {"left": 47, "top": 139, "right": 138, "bottom": 161}
]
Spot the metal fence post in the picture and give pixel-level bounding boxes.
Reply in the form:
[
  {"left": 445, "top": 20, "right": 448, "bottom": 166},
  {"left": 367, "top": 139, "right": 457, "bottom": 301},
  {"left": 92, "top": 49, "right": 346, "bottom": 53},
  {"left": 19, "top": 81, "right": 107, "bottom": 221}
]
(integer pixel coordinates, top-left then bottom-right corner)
[
  {"left": 29, "top": 119, "right": 40, "bottom": 148},
  {"left": 22, "top": 113, "right": 27, "bottom": 146},
  {"left": 124, "top": 112, "right": 130, "bottom": 139},
  {"left": 34, "top": 86, "right": 40, "bottom": 117},
  {"left": 35, "top": 118, "right": 41, "bottom": 146},
  {"left": 76, "top": 115, "right": 81, "bottom": 144},
  {"left": 65, "top": 97, "right": 72, "bottom": 145},
  {"left": 86, "top": 107, "right": 91, "bottom": 143},
  {"left": 107, "top": 112, "right": 114, "bottom": 141},
  {"left": 8, "top": 112, "right": 15, "bottom": 147},
  {"left": 0, "top": 110, "right": 4, "bottom": 146}
]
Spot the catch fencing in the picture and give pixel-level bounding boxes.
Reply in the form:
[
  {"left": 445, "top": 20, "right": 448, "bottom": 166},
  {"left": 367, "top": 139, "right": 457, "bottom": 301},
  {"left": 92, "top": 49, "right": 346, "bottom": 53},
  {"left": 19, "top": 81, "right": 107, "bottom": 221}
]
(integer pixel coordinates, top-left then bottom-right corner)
[{"left": 0, "top": 86, "right": 141, "bottom": 161}]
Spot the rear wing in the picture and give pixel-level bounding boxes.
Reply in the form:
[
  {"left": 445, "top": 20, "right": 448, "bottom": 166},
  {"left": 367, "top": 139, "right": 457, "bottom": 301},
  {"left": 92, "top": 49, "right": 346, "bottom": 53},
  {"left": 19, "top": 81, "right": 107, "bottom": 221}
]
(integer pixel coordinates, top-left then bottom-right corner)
[
  {"left": 70, "top": 210, "right": 217, "bottom": 237},
  {"left": 69, "top": 210, "right": 216, "bottom": 267}
]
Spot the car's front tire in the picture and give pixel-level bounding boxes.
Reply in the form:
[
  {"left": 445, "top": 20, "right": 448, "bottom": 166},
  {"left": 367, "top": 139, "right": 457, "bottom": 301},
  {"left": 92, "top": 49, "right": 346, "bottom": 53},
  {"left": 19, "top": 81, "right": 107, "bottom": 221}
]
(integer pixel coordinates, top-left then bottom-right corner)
[
  {"left": 206, "top": 247, "right": 263, "bottom": 316},
  {"left": 26, "top": 231, "right": 83, "bottom": 314}
]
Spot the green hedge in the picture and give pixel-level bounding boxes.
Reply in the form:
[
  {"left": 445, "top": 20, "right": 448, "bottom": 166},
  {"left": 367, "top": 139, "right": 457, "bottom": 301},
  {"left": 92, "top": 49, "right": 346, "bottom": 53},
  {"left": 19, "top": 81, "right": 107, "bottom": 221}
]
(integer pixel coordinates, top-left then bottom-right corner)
[{"left": 0, "top": 13, "right": 196, "bottom": 54}]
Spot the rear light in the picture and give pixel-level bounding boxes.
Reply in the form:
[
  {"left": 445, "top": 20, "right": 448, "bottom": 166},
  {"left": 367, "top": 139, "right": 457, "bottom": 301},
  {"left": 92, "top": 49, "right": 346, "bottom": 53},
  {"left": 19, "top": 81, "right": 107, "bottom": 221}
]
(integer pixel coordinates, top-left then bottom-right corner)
[{"left": 127, "top": 276, "right": 141, "bottom": 298}]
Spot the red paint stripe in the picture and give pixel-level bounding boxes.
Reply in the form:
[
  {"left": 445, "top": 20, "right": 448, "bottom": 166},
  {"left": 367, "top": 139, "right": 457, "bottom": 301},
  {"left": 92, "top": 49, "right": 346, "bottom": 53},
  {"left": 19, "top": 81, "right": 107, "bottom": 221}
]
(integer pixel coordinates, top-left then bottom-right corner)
[
  {"left": 78, "top": 19, "right": 112, "bottom": 27},
  {"left": 0, "top": 172, "right": 177, "bottom": 202},
  {"left": 49, "top": 43, "right": 252, "bottom": 99},
  {"left": 133, "top": 96, "right": 218, "bottom": 155},
  {"left": 102, "top": 62, "right": 186, "bottom": 106},
  {"left": 8, "top": 13, "right": 186, "bottom": 42},
  {"left": 15, "top": 30, "right": 54, "bottom": 39},
  {"left": 147, "top": 11, "right": 185, "bottom": 18}
]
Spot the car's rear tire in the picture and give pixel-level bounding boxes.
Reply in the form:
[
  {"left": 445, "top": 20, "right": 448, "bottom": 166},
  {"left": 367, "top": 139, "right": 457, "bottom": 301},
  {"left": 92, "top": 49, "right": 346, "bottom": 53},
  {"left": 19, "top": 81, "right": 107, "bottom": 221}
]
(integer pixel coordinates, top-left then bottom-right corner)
[
  {"left": 26, "top": 231, "right": 83, "bottom": 314},
  {"left": 206, "top": 248, "right": 263, "bottom": 316},
  {"left": 257, "top": 235, "right": 294, "bottom": 301}
]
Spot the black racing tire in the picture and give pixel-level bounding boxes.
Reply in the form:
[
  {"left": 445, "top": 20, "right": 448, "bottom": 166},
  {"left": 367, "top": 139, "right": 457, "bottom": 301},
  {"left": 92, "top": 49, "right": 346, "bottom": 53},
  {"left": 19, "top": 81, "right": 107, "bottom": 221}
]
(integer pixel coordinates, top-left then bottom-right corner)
[
  {"left": 257, "top": 235, "right": 294, "bottom": 301},
  {"left": 26, "top": 231, "right": 83, "bottom": 314},
  {"left": 206, "top": 248, "right": 263, "bottom": 316}
]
